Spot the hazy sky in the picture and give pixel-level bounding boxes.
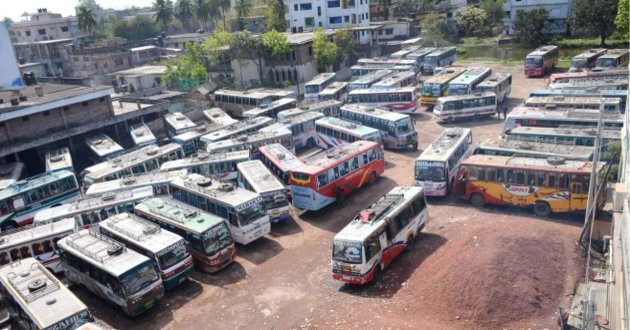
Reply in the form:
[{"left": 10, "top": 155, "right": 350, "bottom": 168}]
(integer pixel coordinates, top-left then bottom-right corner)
[{"left": 2, "top": 0, "right": 155, "bottom": 21}]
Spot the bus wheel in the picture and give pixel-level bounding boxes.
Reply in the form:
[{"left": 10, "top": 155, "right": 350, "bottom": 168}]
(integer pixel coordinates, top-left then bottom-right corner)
[
  {"left": 470, "top": 193, "right": 485, "bottom": 208},
  {"left": 533, "top": 201, "right": 551, "bottom": 217},
  {"left": 372, "top": 266, "right": 382, "bottom": 284},
  {"left": 336, "top": 189, "right": 345, "bottom": 208},
  {"left": 369, "top": 172, "right": 377, "bottom": 185}
]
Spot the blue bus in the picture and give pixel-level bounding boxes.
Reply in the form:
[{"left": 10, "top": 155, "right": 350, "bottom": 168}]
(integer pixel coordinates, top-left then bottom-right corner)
[{"left": 446, "top": 67, "right": 492, "bottom": 96}]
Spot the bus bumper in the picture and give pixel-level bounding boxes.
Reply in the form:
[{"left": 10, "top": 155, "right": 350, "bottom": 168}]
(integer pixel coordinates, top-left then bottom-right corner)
[
  {"left": 129, "top": 284, "right": 165, "bottom": 316},
  {"left": 525, "top": 68, "right": 543, "bottom": 77},
  {"left": 198, "top": 245, "right": 236, "bottom": 273},
  {"left": 162, "top": 258, "right": 194, "bottom": 290},
  {"left": 270, "top": 212, "right": 292, "bottom": 223},
  {"left": 332, "top": 270, "right": 371, "bottom": 285}
]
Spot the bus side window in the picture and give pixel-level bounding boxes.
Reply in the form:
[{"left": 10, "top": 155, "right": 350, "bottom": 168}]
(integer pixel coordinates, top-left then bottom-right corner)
[
  {"left": 496, "top": 169, "right": 505, "bottom": 182},
  {"left": 20, "top": 246, "right": 31, "bottom": 258},
  {"left": 362, "top": 153, "right": 368, "bottom": 165},
  {"left": 548, "top": 173, "right": 557, "bottom": 188},
  {"left": 486, "top": 168, "right": 496, "bottom": 182},
  {"left": 477, "top": 167, "right": 486, "bottom": 181},
  {"left": 32, "top": 242, "right": 44, "bottom": 256},
  {"left": 506, "top": 170, "right": 515, "bottom": 184},
  {"left": 333, "top": 167, "right": 340, "bottom": 179},
  {"left": 352, "top": 157, "right": 359, "bottom": 171},
  {"left": 558, "top": 173, "right": 568, "bottom": 189},
  {"left": 536, "top": 172, "right": 546, "bottom": 186},
  {"left": 527, "top": 172, "right": 536, "bottom": 185},
  {"left": 515, "top": 170, "right": 525, "bottom": 185},
  {"left": 396, "top": 210, "right": 410, "bottom": 229},
  {"left": 0, "top": 252, "right": 9, "bottom": 265},
  {"left": 364, "top": 235, "right": 380, "bottom": 261},
  {"left": 317, "top": 173, "right": 329, "bottom": 188},
  {"left": 228, "top": 213, "right": 239, "bottom": 227},
  {"left": 388, "top": 220, "right": 400, "bottom": 238},
  {"left": 469, "top": 167, "right": 478, "bottom": 180}
]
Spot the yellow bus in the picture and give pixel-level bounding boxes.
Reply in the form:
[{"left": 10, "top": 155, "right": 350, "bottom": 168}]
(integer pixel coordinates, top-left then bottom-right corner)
[{"left": 419, "top": 67, "right": 465, "bottom": 108}]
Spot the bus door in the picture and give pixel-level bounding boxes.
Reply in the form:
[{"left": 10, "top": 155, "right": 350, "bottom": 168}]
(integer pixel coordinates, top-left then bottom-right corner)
[
  {"left": 570, "top": 180, "right": 588, "bottom": 211},
  {"left": 378, "top": 230, "right": 392, "bottom": 267}
]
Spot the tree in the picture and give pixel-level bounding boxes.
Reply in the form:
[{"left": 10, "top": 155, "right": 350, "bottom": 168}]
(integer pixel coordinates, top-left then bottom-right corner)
[
  {"left": 615, "top": 0, "right": 629, "bottom": 39},
  {"left": 229, "top": 31, "right": 261, "bottom": 87},
  {"left": 265, "top": 0, "right": 287, "bottom": 32},
  {"left": 164, "top": 42, "right": 207, "bottom": 89},
  {"left": 112, "top": 16, "right": 161, "bottom": 40},
  {"left": 175, "top": 0, "right": 195, "bottom": 32},
  {"left": 333, "top": 29, "right": 356, "bottom": 65},
  {"left": 423, "top": 13, "right": 456, "bottom": 43},
  {"left": 262, "top": 29, "right": 291, "bottom": 59},
  {"left": 512, "top": 8, "right": 549, "bottom": 47},
  {"left": 482, "top": 0, "right": 504, "bottom": 26},
  {"left": 398, "top": 0, "right": 423, "bottom": 17},
  {"left": 312, "top": 29, "right": 337, "bottom": 72},
  {"left": 570, "top": 0, "right": 618, "bottom": 46},
  {"left": 153, "top": 0, "right": 174, "bottom": 33},
  {"left": 194, "top": 0, "right": 212, "bottom": 31},
  {"left": 216, "top": 0, "right": 232, "bottom": 30},
  {"left": 457, "top": 6, "right": 487, "bottom": 36},
  {"left": 76, "top": 1, "right": 97, "bottom": 36},
  {"left": 235, "top": 0, "right": 252, "bottom": 31}
]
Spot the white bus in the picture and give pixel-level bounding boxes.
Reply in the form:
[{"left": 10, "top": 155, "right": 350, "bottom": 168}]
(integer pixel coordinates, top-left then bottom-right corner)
[
  {"left": 85, "top": 133, "right": 124, "bottom": 162},
  {"left": 404, "top": 47, "right": 436, "bottom": 68},
  {"left": 0, "top": 258, "right": 94, "bottom": 329},
  {"left": 205, "top": 128, "right": 293, "bottom": 159},
  {"left": 475, "top": 72, "right": 512, "bottom": 103},
  {"left": 261, "top": 111, "right": 324, "bottom": 150},
  {"left": 473, "top": 138, "right": 594, "bottom": 161},
  {"left": 349, "top": 70, "right": 393, "bottom": 91},
  {"left": 170, "top": 174, "right": 271, "bottom": 245},
  {"left": 84, "top": 169, "right": 188, "bottom": 197},
  {"left": 0, "top": 162, "right": 24, "bottom": 191},
  {"left": 242, "top": 98, "right": 297, "bottom": 119},
  {"left": 351, "top": 64, "right": 415, "bottom": 79},
  {"left": 213, "top": 89, "right": 276, "bottom": 117},
  {"left": 332, "top": 186, "right": 428, "bottom": 284},
  {"left": 434, "top": 92, "right": 497, "bottom": 123},
  {"left": 318, "top": 82, "right": 349, "bottom": 102},
  {"left": 570, "top": 48, "right": 607, "bottom": 70},
  {"left": 524, "top": 96, "right": 622, "bottom": 113},
  {"left": 164, "top": 112, "right": 198, "bottom": 138},
  {"left": 305, "top": 73, "right": 336, "bottom": 103},
  {"left": 423, "top": 47, "right": 457, "bottom": 73},
  {"left": 446, "top": 67, "right": 492, "bottom": 96},
  {"left": 502, "top": 108, "right": 625, "bottom": 133},
  {"left": 549, "top": 77, "right": 628, "bottom": 90},
  {"left": 237, "top": 160, "right": 290, "bottom": 223},
  {"left": 415, "top": 128, "right": 473, "bottom": 196},
  {"left": 45, "top": 148, "right": 73, "bottom": 173},
  {"left": 200, "top": 116, "right": 274, "bottom": 144},
  {"left": 339, "top": 104, "right": 418, "bottom": 150},
  {"left": 357, "top": 58, "right": 419, "bottom": 72},
  {"left": 202, "top": 107, "right": 238, "bottom": 127},
  {"left": 314, "top": 116, "right": 382, "bottom": 149},
  {"left": 172, "top": 129, "right": 210, "bottom": 157},
  {"left": 81, "top": 144, "right": 184, "bottom": 188},
  {"left": 596, "top": 49, "right": 630, "bottom": 69},
  {"left": 99, "top": 213, "right": 193, "bottom": 291},
  {"left": 390, "top": 46, "right": 421, "bottom": 59},
  {"left": 347, "top": 87, "right": 418, "bottom": 113},
  {"left": 503, "top": 125, "right": 621, "bottom": 150},
  {"left": 0, "top": 218, "right": 75, "bottom": 273},
  {"left": 57, "top": 230, "right": 164, "bottom": 316},
  {"left": 129, "top": 122, "right": 157, "bottom": 147},
  {"left": 369, "top": 71, "right": 417, "bottom": 91},
  {"left": 258, "top": 143, "right": 304, "bottom": 188},
  {"left": 160, "top": 150, "right": 249, "bottom": 181},
  {"left": 290, "top": 100, "right": 342, "bottom": 119}
]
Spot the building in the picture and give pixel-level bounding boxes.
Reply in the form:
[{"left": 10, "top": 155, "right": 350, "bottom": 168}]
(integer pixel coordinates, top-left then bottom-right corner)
[
  {"left": 61, "top": 38, "right": 132, "bottom": 84},
  {"left": 10, "top": 8, "right": 88, "bottom": 43},
  {"left": 111, "top": 65, "right": 168, "bottom": 93},
  {"left": 13, "top": 39, "right": 72, "bottom": 77},
  {"left": 164, "top": 33, "right": 211, "bottom": 50},
  {"left": 503, "top": 0, "right": 574, "bottom": 35},
  {"left": 129, "top": 45, "right": 161, "bottom": 66}
]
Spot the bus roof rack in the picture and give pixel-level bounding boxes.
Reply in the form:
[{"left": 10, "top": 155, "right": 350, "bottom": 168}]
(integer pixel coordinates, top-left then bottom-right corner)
[
  {"left": 7, "top": 261, "right": 60, "bottom": 303},
  {"left": 65, "top": 231, "right": 125, "bottom": 263}
]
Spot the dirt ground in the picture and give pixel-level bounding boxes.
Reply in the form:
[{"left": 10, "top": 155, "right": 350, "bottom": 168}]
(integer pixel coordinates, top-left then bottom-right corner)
[{"left": 74, "top": 64, "right": 588, "bottom": 329}]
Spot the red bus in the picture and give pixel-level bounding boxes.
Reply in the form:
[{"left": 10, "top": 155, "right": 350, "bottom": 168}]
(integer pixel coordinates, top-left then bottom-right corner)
[
  {"left": 290, "top": 141, "right": 385, "bottom": 211},
  {"left": 524, "top": 45, "right": 559, "bottom": 77},
  {"left": 549, "top": 68, "right": 628, "bottom": 84}
]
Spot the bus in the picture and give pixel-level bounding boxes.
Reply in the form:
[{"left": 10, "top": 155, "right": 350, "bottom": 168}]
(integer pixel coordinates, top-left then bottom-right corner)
[
  {"left": 258, "top": 143, "right": 304, "bottom": 188},
  {"left": 473, "top": 138, "right": 594, "bottom": 161},
  {"left": 202, "top": 107, "right": 238, "bottom": 127},
  {"left": 33, "top": 187, "right": 154, "bottom": 229},
  {"left": 339, "top": 104, "right": 418, "bottom": 150},
  {"left": 529, "top": 89, "right": 628, "bottom": 113},
  {"left": 596, "top": 49, "right": 630, "bottom": 69},
  {"left": 331, "top": 186, "right": 428, "bottom": 284},
  {"left": 297, "top": 100, "right": 342, "bottom": 118},
  {"left": 503, "top": 126, "right": 621, "bottom": 150},
  {"left": 305, "top": 73, "right": 336, "bottom": 103},
  {"left": 0, "top": 218, "right": 75, "bottom": 273},
  {"left": 453, "top": 155, "right": 606, "bottom": 216},
  {"left": 84, "top": 169, "right": 188, "bottom": 197},
  {"left": 242, "top": 98, "right": 297, "bottom": 119},
  {"left": 134, "top": 197, "right": 236, "bottom": 273},
  {"left": 404, "top": 47, "right": 436, "bottom": 68},
  {"left": 524, "top": 45, "right": 559, "bottom": 77},
  {"left": 205, "top": 129, "right": 293, "bottom": 158},
  {"left": 261, "top": 111, "right": 324, "bottom": 150},
  {"left": 290, "top": 141, "right": 385, "bottom": 211},
  {"left": 164, "top": 112, "right": 198, "bottom": 138},
  {"left": 369, "top": 71, "right": 417, "bottom": 91},
  {"left": 475, "top": 72, "right": 512, "bottom": 103},
  {"left": 549, "top": 78, "right": 628, "bottom": 91},
  {"left": 45, "top": 148, "right": 73, "bottom": 173},
  {"left": 549, "top": 68, "right": 628, "bottom": 84},
  {"left": 57, "top": 230, "right": 165, "bottom": 316},
  {"left": 350, "top": 64, "right": 415, "bottom": 79},
  {"left": 129, "top": 122, "right": 157, "bottom": 147},
  {"left": 81, "top": 144, "right": 184, "bottom": 188},
  {"left": 85, "top": 133, "right": 124, "bottom": 162},
  {"left": 423, "top": 47, "right": 457, "bottom": 73},
  {"left": 419, "top": 68, "right": 466, "bottom": 108},
  {"left": 237, "top": 160, "right": 291, "bottom": 223},
  {"left": 347, "top": 87, "right": 418, "bottom": 113},
  {"left": 99, "top": 213, "right": 193, "bottom": 290},
  {"left": 0, "top": 162, "right": 24, "bottom": 191},
  {"left": 414, "top": 128, "right": 473, "bottom": 196},
  {"left": 446, "top": 67, "right": 492, "bottom": 96},
  {"left": 524, "top": 96, "right": 622, "bottom": 113},
  {"left": 213, "top": 89, "right": 275, "bottom": 117},
  {"left": 0, "top": 258, "right": 94, "bottom": 330},
  {"left": 172, "top": 128, "right": 210, "bottom": 157},
  {"left": 390, "top": 46, "right": 421, "bottom": 59},
  {"left": 570, "top": 48, "right": 607, "bottom": 71},
  {"left": 502, "top": 108, "right": 625, "bottom": 132},
  {"left": 170, "top": 174, "right": 270, "bottom": 245},
  {"left": 318, "top": 82, "right": 349, "bottom": 102},
  {"left": 357, "top": 58, "right": 419, "bottom": 71},
  {"left": 160, "top": 150, "right": 249, "bottom": 181},
  {"left": 433, "top": 92, "right": 497, "bottom": 123},
  {"left": 200, "top": 116, "right": 274, "bottom": 144},
  {"left": 314, "top": 117, "right": 382, "bottom": 149},
  {"left": 0, "top": 170, "right": 80, "bottom": 231},
  {"left": 349, "top": 70, "right": 393, "bottom": 91}
]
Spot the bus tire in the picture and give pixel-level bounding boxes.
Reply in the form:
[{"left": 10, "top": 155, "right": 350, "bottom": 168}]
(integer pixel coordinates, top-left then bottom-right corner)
[
  {"left": 470, "top": 193, "right": 485, "bottom": 208},
  {"left": 372, "top": 266, "right": 382, "bottom": 284},
  {"left": 533, "top": 201, "right": 551, "bottom": 217},
  {"left": 1, "top": 221, "right": 17, "bottom": 232},
  {"left": 369, "top": 172, "right": 377, "bottom": 185}
]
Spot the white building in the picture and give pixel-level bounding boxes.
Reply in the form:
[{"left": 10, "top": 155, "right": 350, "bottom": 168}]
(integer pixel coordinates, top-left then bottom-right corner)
[
  {"left": 503, "top": 0, "right": 574, "bottom": 35},
  {"left": 10, "top": 8, "right": 88, "bottom": 43}
]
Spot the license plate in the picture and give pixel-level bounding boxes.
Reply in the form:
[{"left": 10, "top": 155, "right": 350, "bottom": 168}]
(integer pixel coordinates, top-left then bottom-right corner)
[
  {"left": 144, "top": 299, "right": 155, "bottom": 309},
  {"left": 342, "top": 275, "right": 352, "bottom": 281}
]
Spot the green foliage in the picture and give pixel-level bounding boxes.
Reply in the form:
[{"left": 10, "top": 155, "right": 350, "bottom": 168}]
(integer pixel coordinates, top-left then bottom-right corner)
[
  {"left": 164, "top": 42, "right": 207, "bottom": 89},
  {"left": 312, "top": 29, "right": 337, "bottom": 72},
  {"left": 512, "top": 8, "right": 549, "bottom": 47},
  {"left": 604, "top": 142, "right": 622, "bottom": 161},
  {"left": 113, "top": 16, "right": 161, "bottom": 40},
  {"left": 236, "top": 0, "right": 253, "bottom": 30},
  {"left": 615, "top": 0, "right": 629, "bottom": 39},
  {"left": 398, "top": 0, "right": 423, "bottom": 16},
  {"left": 457, "top": 6, "right": 488, "bottom": 37},
  {"left": 153, "top": 0, "right": 174, "bottom": 31},
  {"left": 555, "top": 38, "right": 628, "bottom": 48},
  {"left": 76, "top": 1, "right": 97, "bottom": 35},
  {"left": 570, "top": 0, "right": 619, "bottom": 46},
  {"left": 217, "top": 0, "right": 232, "bottom": 30},
  {"left": 481, "top": 0, "right": 504, "bottom": 25},
  {"left": 262, "top": 30, "right": 291, "bottom": 59},
  {"left": 333, "top": 29, "right": 356, "bottom": 65},
  {"left": 175, "top": 0, "right": 195, "bottom": 31},
  {"left": 423, "top": 13, "right": 456, "bottom": 43},
  {"left": 203, "top": 27, "right": 233, "bottom": 64},
  {"left": 194, "top": 0, "right": 213, "bottom": 31},
  {"left": 265, "top": 0, "right": 287, "bottom": 32}
]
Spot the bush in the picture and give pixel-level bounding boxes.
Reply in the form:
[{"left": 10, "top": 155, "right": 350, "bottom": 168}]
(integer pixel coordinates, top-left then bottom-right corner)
[{"left": 555, "top": 38, "right": 629, "bottom": 48}]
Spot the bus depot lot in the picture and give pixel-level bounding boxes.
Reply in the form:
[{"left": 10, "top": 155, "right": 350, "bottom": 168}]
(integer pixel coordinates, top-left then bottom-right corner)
[{"left": 73, "top": 64, "right": 585, "bottom": 329}]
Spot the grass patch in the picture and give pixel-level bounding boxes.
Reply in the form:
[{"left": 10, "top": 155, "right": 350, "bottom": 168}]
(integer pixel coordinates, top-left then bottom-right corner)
[
  {"left": 458, "top": 36, "right": 501, "bottom": 46},
  {"left": 554, "top": 38, "right": 629, "bottom": 48}
]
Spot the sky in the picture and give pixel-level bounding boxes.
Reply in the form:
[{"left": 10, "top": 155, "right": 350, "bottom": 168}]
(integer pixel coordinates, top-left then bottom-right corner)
[{"left": 2, "top": 0, "right": 155, "bottom": 22}]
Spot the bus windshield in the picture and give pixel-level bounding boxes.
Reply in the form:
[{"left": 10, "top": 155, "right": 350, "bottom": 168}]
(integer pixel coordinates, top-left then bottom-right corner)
[
  {"left": 120, "top": 261, "right": 160, "bottom": 295},
  {"left": 203, "top": 222, "right": 233, "bottom": 255},
  {"left": 332, "top": 240, "right": 363, "bottom": 264},
  {"left": 448, "top": 84, "right": 468, "bottom": 95},
  {"left": 395, "top": 119, "right": 413, "bottom": 134},
  {"left": 238, "top": 204, "right": 267, "bottom": 226},
  {"left": 571, "top": 59, "right": 588, "bottom": 68},
  {"left": 305, "top": 85, "right": 320, "bottom": 94},
  {"left": 157, "top": 242, "right": 188, "bottom": 270},
  {"left": 416, "top": 162, "right": 446, "bottom": 181},
  {"left": 264, "top": 193, "right": 288, "bottom": 209},
  {"left": 525, "top": 56, "right": 543, "bottom": 68}
]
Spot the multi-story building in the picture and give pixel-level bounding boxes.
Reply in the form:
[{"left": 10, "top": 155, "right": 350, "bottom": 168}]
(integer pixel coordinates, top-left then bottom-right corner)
[
  {"left": 61, "top": 38, "right": 132, "bottom": 84},
  {"left": 502, "top": 0, "right": 574, "bottom": 35},
  {"left": 13, "top": 39, "right": 72, "bottom": 77},
  {"left": 10, "top": 8, "right": 88, "bottom": 43}
]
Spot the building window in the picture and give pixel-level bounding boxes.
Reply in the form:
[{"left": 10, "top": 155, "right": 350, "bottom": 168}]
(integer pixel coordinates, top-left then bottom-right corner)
[
  {"left": 61, "top": 26, "right": 69, "bottom": 32},
  {"left": 317, "top": 6, "right": 322, "bottom": 16},
  {"left": 366, "top": 13, "right": 369, "bottom": 19},
  {"left": 319, "top": 22, "right": 323, "bottom": 27},
  {"left": 300, "top": 3, "right": 312, "bottom": 10},
  {"left": 292, "top": 49, "right": 296, "bottom": 60},
  {"left": 63, "top": 106, "right": 70, "bottom": 111},
  {"left": 305, "top": 17, "right": 315, "bottom": 28},
  {"left": 344, "top": 16, "right": 349, "bottom": 22},
  {"left": 22, "top": 116, "right": 30, "bottom": 121},
  {"left": 25, "top": 31, "right": 31, "bottom": 37},
  {"left": 0, "top": 122, "right": 4, "bottom": 128},
  {"left": 385, "top": 28, "right": 394, "bottom": 35},
  {"left": 37, "top": 29, "right": 46, "bottom": 35},
  {"left": 42, "top": 111, "right": 50, "bottom": 116},
  {"left": 99, "top": 97, "right": 105, "bottom": 102},
  {"left": 328, "top": 0, "right": 340, "bottom": 8},
  {"left": 81, "top": 101, "right": 89, "bottom": 107},
  {"left": 329, "top": 16, "right": 342, "bottom": 24},
  {"left": 378, "top": 29, "right": 383, "bottom": 35},
  {"left": 114, "top": 58, "right": 124, "bottom": 66},
  {"left": 294, "top": 4, "right": 298, "bottom": 10}
]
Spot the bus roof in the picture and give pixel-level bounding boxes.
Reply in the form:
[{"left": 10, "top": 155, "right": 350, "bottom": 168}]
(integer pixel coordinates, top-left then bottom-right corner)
[
  {"left": 129, "top": 122, "right": 156, "bottom": 146},
  {"left": 171, "top": 174, "right": 262, "bottom": 209},
  {"left": 461, "top": 154, "right": 604, "bottom": 173},
  {"left": 258, "top": 143, "right": 304, "bottom": 171},
  {"left": 476, "top": 72, "right": 512, "bottom": 89},
  {"left": 214, "top": 89, "right": 273, "bottom": 100},
  {"left": 438, "top": 91, "right": 496, "bottom": 102},
  {"left": 390, "top": 46, "right": 421, "bottom": 58},
  {"left": 349, "top": 86, "right": 416, "bottom": 95},
  {"left": 371, "top": 71, "right": 416, "bottom": 87},
  {"left": 205, "top": 128, "right": 291, "bottom": 151},
  {"left": 405, "top": 47, "right": 436, "bottom": 59},
  {"left": 242, "top": 98, "right": 297, "bottom": 118},
  {"left": 527, "top": 45, "right": 559, "bottom": 57},
  {"left": 85, "top": 133, "right": 123, "bottom": 158},
  {"left": 426, "top": 46, "right": 456, "bottom": 57},
  {"left": 506, "top": 125, "right": 621, "bottom": 140},
  {"left": 572, "top": 48, "right": 607, "bottom": 60},
  {"left": 201, "top": 116, "right": 273, "bottom": 143},
  {"left": 299, "top": 99, "right": 342, "bottom": 111},
  {"left": 597, "top": 48, "right": 629, "bottom": 59},
  {"left": 508, "top": 107, "right": 624, "bottom": 122},
  {"left": 0, "top": 218, "right": 75, "bottom": 250},
  {"left": 0, "top": 162, "right": 24, "bottom": 190},
  {"left": 0, "top": 258, "right": 89, "bottom": 329},
  {"left": 45, "top": 148, "right": 72, "bottom": 172},
  {"left": 319, "top": 82, "right": 349, "bottom": 96},
  {"left": 274, "top": 111, "right": 325, "bottom": 127},
  {"left": 316, "top": 117, "right": 380, "bottom": 136},
  {"left": 549, "top": 78, "right": 629, "bottom": 90},
  {"left": 423, "top": 67, "right": 466, "bottom": 85},
  {"left": 135, "top": 197, "right": 226, "bottom": 235},
  {"left": 529, "top": 88, "right": 628, "bottom": 98},
  {"left": 164, "top": 112, "right": 198, "bottom": 131},
  {"left": 340, "top": 104, "right": 410, "bottom": 122},
  {"left": 479, "top": 138, "right": 594, "bottom": 159},
  {"left": 351, "top": 70, "right": 394, "bottom": 85},
  {"left": 417, "top": 128, "right": 471, "bottom": 162},
  {"left": 237, "top": 160, "right": 285, "bottom": 193},
  {"left": 306, "top": 72, "right": 336, "bottom": 86},
  {"left": 449, "top": 67, "right": 491, "bottom": 85},
  {"left": 334, "top": 186, "right": 423, "bottom": 242},
  {"left": 100, "top": 213, "right": 183, "bottom": 254},
  {"left": 0, "top": 170, "right": 75, "bottom": 201},
  {"left": 358, "top": 58, "right": 417, "bottom": 66},
  {"left": 202, "top": 108, "right": 238, "bottom": 126},
  {"left": 85, "top": 169, "right": 188, "bottom": 196},
  {"left": 160, "top": 150, "right": 250, "bottom": 171},
  {"left": 525, "top": 96, "right": 621, "bottom": 107},
  {"left": 294, "top": 141, "right": 379, "bottom": 175}
]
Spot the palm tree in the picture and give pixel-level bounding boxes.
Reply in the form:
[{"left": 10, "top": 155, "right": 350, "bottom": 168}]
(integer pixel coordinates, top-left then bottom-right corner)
[
  {"left": 153, "top": 0, "right": 174, "bottom": 33},
  {"left": 235, "top": 0, "right": 252, "bottom": 31},
  {"left": 217, "top": 0, "right": 231, "bottom": 30},
  {"left": 194, "top": 0, "right": 211, "bottom": 31},
  {"left": 176, "top": 0, "right": 195, "bottom": 31},
  {"left": 76, "top": 3, "right": 97, "bottom": 37}
]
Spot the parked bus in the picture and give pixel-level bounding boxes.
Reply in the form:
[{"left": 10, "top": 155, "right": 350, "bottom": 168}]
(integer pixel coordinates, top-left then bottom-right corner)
[
  {"left": 549, "top": 68, "right": 628, "bottom": 84},
  {"left": 347, "top": 87, "right": 418, "bottom": 113},
  {"left": 58, "top": 230, "right": 165, "bottom": 316},
  {"left": 570, "top": 48, "right": 607, "bottom": 71},
  {"left": 242, "top": 98, "right": 297, "bottom": 119},
  {"left": 318, "top": 82, "right": 349, "bottom": 102},
  {"left": 349, "top": 70, "right": 393, "bottom": 91},
  {"left": 419, "top": 68, "right": 466, "bottom": 108},
  {"left": 160, "top": 150, "right": 249, "bottom": 181},
  {"left": 129, "top": 122, "right": 157, "bottom": 147},
  {"left": 298, "top": 100, "right": 342, "bottom": 118},
  {"left": 290, "top": 141, "right": 385, "bottom": 211},
  {"left": 453, "top": 155, "right": 606, "bottom": 216},
  {"left": 423, "top": 47, "right": 457, "bottom": 73},
  {"left": 172, "top": 129, "right": 209, "bottom": 157},
  {"left": 258, "top": 143, "right": 304, "bottom": 188},
  {"left": 0, "top": 218, "right": 75, "bottom": 273},
  {"left": 99, "top": 213, "right": 193, "bottom": 290},
  {"left": 202, "top": 107, "right": 238, "bottom": 127},
  {"left": 81, "top": 144, "right": 184, "bottom": 188},
  {"left": 164, "top": 112, "right": 198, "bottom": 138},
  {"left": 0, "top": 162, "right": 24, "bottom": 191},
  {"left": 473, "top": 138, "right": 594, "bottom": 161},
  {"left": 549, "top": 78, "right": 628, "bottom": 91},
  {"left": 200, "top": 116, "right": 273, "bottom": 144},
  {"left": 596, "top": 49, "right": 630, "bottom": 69},
  {"left": 305, "top": 73, "right": 336, "bottom": 103},
  {"left": 357, "top": 58, "right": 419, "bottom": 72},
  {"left": 529, "top": 89, "right": 627, "bottom": 112},
  {"left": 85, "top": 133, "right": 124, "bottom": 162},
  {"left": 213, "top": 89, "right": 275, "bottom": 117},
  {"left": 314, "top": 117, "right": 382, "bottom": 149},
  {"left": 446, "top": 67, "right": 492, "bottom": 96},
  {"left": 434, "top": 92, "right": 497, "bottom": 123},
  {"left": 369, "top": 71, "right": 417, "bottom": 91},
  {"left": 134, "top": 197, "right": 236, "bottom": 272},
  {"left": 85, "top": 170, "right": 188, "bottom": 197},
  {"left": 170, "top": 174, "right": 270, "bottom": 245},
  {"left": 0, "top": 258, "right": 94, "bottom": 329},
  {"left": 503, "top": 126, "right": 621, "bottom": 149},
  {"left": 33, "top": 187, "right": 154, "bottom": 229},
  {"left": 339, "top": 104, "right": 418, "bottom": 150},
  {"left": 524, "top": 45, "right": 559, "bottom": 77},
  {"left": 262, "top": 111, "right": 324, "bottom": 150},
  {"left": 404, "top": 47, "right": 436, "bottom": 68},
  {"left": 0, "top": 170, "right": 80, "bottom": 231},
  {"left": 205, "top": 128, "right": 293, "bottom": 158},
  {"left": 390, "top": 46, "right": 421, "bottom": 59},
  {"left": 502, "top": 108, "right": 625, "bottom": 132},
  {"left": 524, "top": 96, "right": 622, "bottom": 113},
  {"left": 237, "top": 160, "right": 291, "bottom": 223},
  {"left": 475, "top": 72, "right": 512, "bottom": 103},
  {"left": 414, "top": 128, "right": 473, "bottom": 196},
  {"left": 350, "top": 64, "right": 414, "bottom": 79},
  {"left": 332, "top": 186, "right": 428, "bottom": 285},
  {"left": 45, "top": 148, "right": 73, "bottom": 173}
]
